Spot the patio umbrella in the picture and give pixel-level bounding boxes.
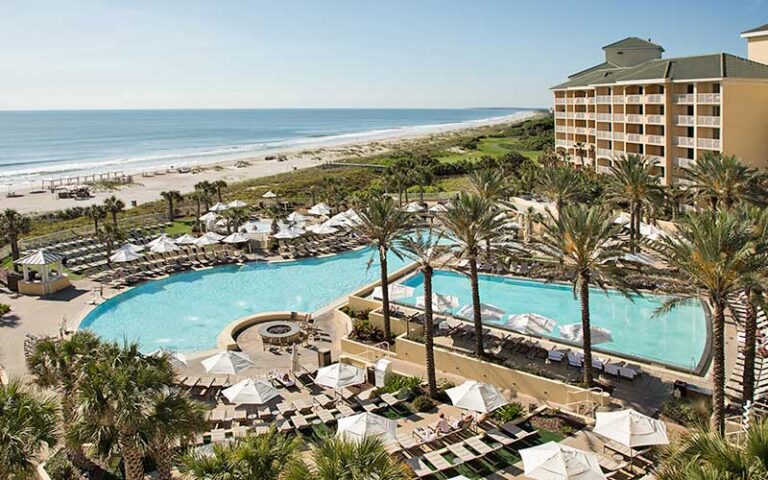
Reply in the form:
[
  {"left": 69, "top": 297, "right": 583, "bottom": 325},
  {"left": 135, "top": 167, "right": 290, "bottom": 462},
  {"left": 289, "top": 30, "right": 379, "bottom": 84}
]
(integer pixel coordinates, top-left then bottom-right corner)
[
  {"left": 416, "top": 293, "right": 459, "bottom": 313},
  {"left": 195, "top": 232, "right": 221, "bottom": 246},
  {"left": 404, "top": 201, "right": 425, "bottom": 212},
  {"left": 201, "top": 351, "right": 254, "bottom": 375},
  {"left": 287, "top": 212, "right": 308, "bottom": 223},
  {"left": 520, "top": 442, "right": 606, "bottom": 480},
  {"left": 109, "top": 246, "right": 141, "bottom": 263},
  {"left": 147, "top": 234, "right": 171, "bottom": 247},
  {"left": 273, "top": 226, "right": 306, "bottom": 239},
  {"left": 372, "top": 283, "right": 415, "bottom": 301},
  {"left": 210, "top": 202, "right": 230, "bottom": 212},
  {"left": 457, "top": 303, "right": 505, "bottom": 322},
  {"left": 262, "top": 191, "right": 278, "bottom": 199},
  {"left": 559, "top": 324, "right": 613, "bottom": 345},
  {"left": 150, "top": 238, "right": 179, "bottom": 254},
  {"left": 222, "top": 232, "right": 251, "bottom": 244},
  {"left": 445, "top": 380, "right": 508, "bottom": 414},
  {"left": 149, "top": 348, "right": 187, "bottom": 368},
  {"left": 315, "top": 363, "right": 366, "bottom": 389},
  {"left": 429, "top": 203, "right": 449, "bottom": 213},
  {"left": 506, "top": 313, "right": 556, "bottom": 335},
  {"left": 222, "top": 378, "right": 281, "bottom": 404},
  {"left": 306, "top": 222, "right": 338, "bottom": 235},
  {"left": 336, "top": 412, "right": 397, "bottom": 444},
  {"left": 308, "top": 202, "right": 331, "bottom": 216},
  {"left": 199, "top": 211, "right": 219, "bottom": 222},
  {"left": 228, "top": 199, "right": 248, "bottom": 208},
  {"left": 122, "top": 242, "right": 145, "bottom": 253},
  {"left": 174, "top": 234, "right": 198, "bottom": 245},
  {"left": 594, "top": 409, "right": 669, "bottom": 449}
]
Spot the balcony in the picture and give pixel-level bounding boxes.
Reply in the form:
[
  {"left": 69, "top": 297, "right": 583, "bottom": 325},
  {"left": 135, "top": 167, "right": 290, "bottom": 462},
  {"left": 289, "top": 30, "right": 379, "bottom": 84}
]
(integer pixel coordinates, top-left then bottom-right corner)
[
  {"left": 555, "top": 140, "right": 570, "bottom": 148},
  {"left": 646, "top": 135, "right": 665, "bottom": 145},
  {"left": 554, "top": 112, "right": 567, "bottom": 119},
  {"left": 698, "top": 138, "right": 721, "bottom": 150},
  {"left": 625, "top": 114, "right": 645, "bottom": 123},
  {"left": 625, "top": 94, "right": 643, "bottom": 104},
  {"left": 675, "top": 94, "right": 695, "bottom": 104},
  {"left": 575, "top": 127, "right": 588, "bottom": 135},
  {"left": 676, "top": 136, "right": 695, "bottom": 147},
  {"left": 574, "top": 98, "right": 587, "bottom": 105},
  {"left": 563, "top": 126, "right": 575, "bottom": 134},
  {"left": 573, "top": 112, "right": 587, "bottom": 120},
  {"left": 613, "top": 132, "right": 625, "bottom": 140},
  {"left": 596, "top": 95, "right": 612, "bottom": 104},
  {"left": 697, "top": 93, "right": 721, "bottom": 104},
  {"left": 613, "top": 113, "right": 625, "bottom": 122},
  {"left": 586, "top": 112, "right": 595, "bottom": 120},
  {"left": 675, "top": 157, "right": 694, "bottom": 168},
  {"left": 596, "top": 148, "right": 613, "bottom": 158},
  {"left": 625, "top": 133, "right": 644, "bottom": 143},
  {"left": 596, "top": 130, "right": 612, "bottom": 140},
  {"left": 597, "top": 165, "right": 613, "bottom": 174},
  {"left": 612, "top": 95, "right": 625, "bottom": 103},
  {"left": 587, "top": 128, "right": 596, "bottom": 136},
  {"left": 646, "top": 114, "right": 664, "bottom": 125},
  {"left": 645, "top": 94, "right": 664, "bottom": 104},
  {"left": 676, "top": 115, "right": 695, "bottom": 126},
  {"left": 596, "top": 113, "right": 612, "bottom": 122},
  {"left": 697, "top": 115, "right": 721, "bottom": 127},
  {"left": 647, "top": 155, "right": 665, "bottom": 164},
  {"left": 554, "top": 98, "right": 567, "bottom": 105},
  {"left": 587, "top": 97, "right": 595, "bottom": 104}
]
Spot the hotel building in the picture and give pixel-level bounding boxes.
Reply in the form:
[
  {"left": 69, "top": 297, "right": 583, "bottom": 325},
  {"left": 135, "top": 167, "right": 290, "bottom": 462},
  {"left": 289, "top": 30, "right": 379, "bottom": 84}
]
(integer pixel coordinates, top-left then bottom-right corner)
[{"left": 551, "top": 25, "right": 768, "bottom": 184}]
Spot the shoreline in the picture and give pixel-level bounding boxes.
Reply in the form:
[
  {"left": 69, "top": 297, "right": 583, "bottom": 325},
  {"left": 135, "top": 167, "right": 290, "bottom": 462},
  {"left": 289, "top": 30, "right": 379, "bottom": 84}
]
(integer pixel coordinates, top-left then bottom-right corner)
[{"left": 0, "top": 110, "right": 540, "bottom": 215}]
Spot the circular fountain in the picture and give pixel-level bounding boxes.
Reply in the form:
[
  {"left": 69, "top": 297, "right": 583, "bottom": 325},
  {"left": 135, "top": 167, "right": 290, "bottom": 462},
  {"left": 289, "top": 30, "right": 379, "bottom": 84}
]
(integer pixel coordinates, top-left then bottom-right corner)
[{"left": 258, "top": 320, "right": 302, "bottom": 345}]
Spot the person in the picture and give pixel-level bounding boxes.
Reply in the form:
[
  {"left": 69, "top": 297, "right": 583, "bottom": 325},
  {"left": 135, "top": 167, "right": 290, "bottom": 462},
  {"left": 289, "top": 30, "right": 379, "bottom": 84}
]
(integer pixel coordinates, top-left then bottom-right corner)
[{"left": 433, "top": 413, "right": 454, "bottom": 435}]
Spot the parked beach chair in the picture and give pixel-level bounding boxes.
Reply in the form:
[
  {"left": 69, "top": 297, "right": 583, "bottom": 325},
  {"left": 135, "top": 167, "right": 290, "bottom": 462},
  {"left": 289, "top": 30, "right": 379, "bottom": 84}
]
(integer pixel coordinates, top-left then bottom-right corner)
[
  {"left": 405, "top": 457, "right": 435, "bottom": 478},
  {"left": 567, "top": 351, "right": 584, "bottom": 368},
  {"left": 548, "top": 348, "right": 569, "bottom": 363}
]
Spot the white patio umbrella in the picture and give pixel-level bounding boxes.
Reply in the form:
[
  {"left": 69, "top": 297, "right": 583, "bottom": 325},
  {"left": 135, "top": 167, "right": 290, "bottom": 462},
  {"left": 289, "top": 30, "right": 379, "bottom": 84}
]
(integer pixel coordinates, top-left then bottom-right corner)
[
  {"left": 228, "top": 199, "right": 248, "bottom": 208},
  {"left": 417, "top": 293, "right": 460, "bottom": 313},
  {"left": 273, "top": 226, "right": 306, "bottom": 239},
  {"left": 201, "top": 351, "right": 254, "bottom": 375},
  {"left": 222, "top": 232, "right": 251, "bottom": 244},
  {"left": 594, "top": 409, "right": 669, "bottom": 449},
  {"left": 210, "top": 202, "right": 230, "bottom": 212},
  {"left": 109, "top": 246, "right": 142, "bottom": 263},
  {"left": 457, "top": 303, "right": 505, "bottom": 322},
  {"left": 446, "top": 381, "right": 508, "bottom": 414},
  {"left": 429, "top": 203, "right": 449, "bottom": 213},
  {"left": 262, "top": 191, "right": 278, "bottom": 199},
  {"left": 308, "top": 202, "right": 332, "bottom": 216},
  {"left": 287, "top": 212, "right": 309, "bottom": 223},
  {"left": 307, "top": 222, "right": 338, "bottom": 235},
  {"left": 315, "top": 363, "right": 366, "bottom": 389},
  {"left": 147, "top": 234, "right": 171, "bottom": 247},
  {"left": 199, "top": 211, "right": 219, "bottom": 222},
  {"left": 174, "top": 234, "right": 198, "bottom": 245},
  {"left": 122, "top": 242, "right": 144, "bottom": 253},
  {"left": 149, "top": 348, "right": 187, "bottom": 368},
  {"left": 559, "top": 324, "right": 613, "bottom": 345},
  {"left": 372, "top": 283, "right": 415, "bottom": 301},
  {"left": 341, "top": 208, "right": 363, "bottom": 226},
  {"left": 195, "top": 233, "right": 221, "bottom": 246},
  {"left": 404, "top": 201, "right": 425, "bottom": 212},
  {"left": 520, "top": 442, "right": 606, "bottom": 480},
  {"left": 222, "top": 378, "right": 280, "bottom": 404},
  {"left": 506, "top": 313, "right": 556, "bottom": 335},
  {"left": 336, "top": 412, "right": 397, "bottom": 444},
  {"left": 150, "top": 238, "right": 179, "bottom": 254}
]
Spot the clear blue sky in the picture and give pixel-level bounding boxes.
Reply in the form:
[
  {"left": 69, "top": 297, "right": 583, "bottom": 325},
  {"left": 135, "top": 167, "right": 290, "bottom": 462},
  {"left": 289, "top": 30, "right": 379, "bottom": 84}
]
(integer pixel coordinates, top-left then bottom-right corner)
[{"left": 1, "top": 0, "right": 765, "bottom": 110}]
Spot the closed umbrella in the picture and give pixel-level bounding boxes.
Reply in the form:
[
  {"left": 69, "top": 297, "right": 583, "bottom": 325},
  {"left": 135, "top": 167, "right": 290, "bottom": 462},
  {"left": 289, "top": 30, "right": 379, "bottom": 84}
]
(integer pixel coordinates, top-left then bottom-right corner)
[
  {"left": 149, "top": 348, "right": 187, "bottom": 368},
  {"left": 337, "top": 412, "right": 397, "bottom": 444},
  {"left": 308, "top": 202, "right": 331, "bottom": 216},
  {"left": 222, "top": 232, "right": 251, "bottom": 244},
  {"left": 520, "top": 442, "right": 606, "bottom": 480},
  {"left": 506, "top": 313, "right": 556, "bottom": 335},
  {"left": 559, "top": 324, "right": 613, "bottom": 345},
  {"left": 110, "top": 246, "right": 141, "bottom": 263},
  {"left": 174, "top": 234, "right": 197, "bottom": 245},
  {"left": 228, "top": 199, "right": 248, "bottom": 208},
  {"left": 201, "top": 351, "right": 254, "bottom": 375},
  {"left": 594, "top": 409, "right": 669, "bottom": 449},
  {"left": 372, "top": 283, "right": 415, "bottom": 301},
  {"left": 416, "top": 293, "right": 459, "bottom": 313},
  {"left": 315, "top": 363, "right": 366, "bottom": 389},
  {"left": 222, "top": 378, "right": 280, "bottom": 404},
  {"left": 210, "top": 202, "right": 230, "bottom": 212},
  {"left": 457, "top": 303, "right": 505, "bottom": 322},
  {"left": 445, "top": 381, "right": 508, "bottom": 414},
  {"left": 150, "top": 238, "right": 179, "bottom": 254}
]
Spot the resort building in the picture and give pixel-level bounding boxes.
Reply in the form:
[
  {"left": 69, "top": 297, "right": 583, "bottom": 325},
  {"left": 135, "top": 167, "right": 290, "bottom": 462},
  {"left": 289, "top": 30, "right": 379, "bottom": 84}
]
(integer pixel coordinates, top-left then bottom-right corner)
[{"left": 552, "top": 26, "right": 768, "bottom": 184}]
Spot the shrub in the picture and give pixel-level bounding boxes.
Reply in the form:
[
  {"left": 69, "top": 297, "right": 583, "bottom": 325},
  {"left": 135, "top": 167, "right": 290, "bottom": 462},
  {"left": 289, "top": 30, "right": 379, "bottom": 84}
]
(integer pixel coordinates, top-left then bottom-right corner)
[
  {"left": 0, "top": 304, "right": 10, "bottom": 316},
  {"left": 349, "top": 319, "right": 385, "bottom": 344},
  {"left": 44, "top": 451, "right": 81, "bottom": 480},
  {"left": 661, "top": 398, "right": 711, "bottom": 427},
  {"left": 493, "top": 402, "right": 525, "bottom": 423},
  {"left": 381, "top": 375, "right": 423, "bottom": 397},
  {"left": 411, "top": 395, "right": 435, "bottom": 412}
]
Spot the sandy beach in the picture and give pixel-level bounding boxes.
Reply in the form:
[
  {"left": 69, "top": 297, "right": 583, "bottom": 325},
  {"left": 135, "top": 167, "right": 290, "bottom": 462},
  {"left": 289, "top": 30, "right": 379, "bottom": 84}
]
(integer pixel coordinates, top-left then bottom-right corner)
[{"left": 0, "top": 111, "right": 539, "bottom": 215}]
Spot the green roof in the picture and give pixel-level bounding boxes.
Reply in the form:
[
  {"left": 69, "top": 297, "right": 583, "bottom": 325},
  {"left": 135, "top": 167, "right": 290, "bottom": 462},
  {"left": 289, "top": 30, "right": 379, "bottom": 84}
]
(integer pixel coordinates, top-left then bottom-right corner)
[
  {"left": 568, "top": 61, "right": 619, "bottom": 79},
  {"left": 602, "top": 37, "right": 664, "bottom": 52},
  {"left": 741, "top": 23, "right": 768, "bottom": 35}
]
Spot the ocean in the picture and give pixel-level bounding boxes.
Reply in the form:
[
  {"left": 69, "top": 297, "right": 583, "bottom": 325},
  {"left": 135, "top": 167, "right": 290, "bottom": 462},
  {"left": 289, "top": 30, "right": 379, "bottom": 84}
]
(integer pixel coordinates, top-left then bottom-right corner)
[{"left": 0, "top": 108, "right": 532, "bottom": 187}]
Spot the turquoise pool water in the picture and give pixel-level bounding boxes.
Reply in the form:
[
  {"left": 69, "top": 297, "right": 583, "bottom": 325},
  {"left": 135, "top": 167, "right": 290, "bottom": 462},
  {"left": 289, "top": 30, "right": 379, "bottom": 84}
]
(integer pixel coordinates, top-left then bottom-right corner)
[
  {"left": 398, "top": 270, "right": 708, "bottom": 370},
  {"left": 80, "top": 247, "right": 411, "bottom": 353}
]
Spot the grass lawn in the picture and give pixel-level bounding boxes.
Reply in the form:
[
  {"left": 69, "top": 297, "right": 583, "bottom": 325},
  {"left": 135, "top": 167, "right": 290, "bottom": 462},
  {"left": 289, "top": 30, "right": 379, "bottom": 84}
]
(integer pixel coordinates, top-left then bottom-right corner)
[{"left": 437, "top": 137, "right": 541, "bottom": 164}]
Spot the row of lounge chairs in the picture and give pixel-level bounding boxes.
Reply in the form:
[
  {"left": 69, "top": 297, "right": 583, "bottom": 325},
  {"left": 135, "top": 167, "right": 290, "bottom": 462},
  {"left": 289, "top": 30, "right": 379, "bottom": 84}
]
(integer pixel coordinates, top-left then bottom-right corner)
[
  {"left": 277, "top": 232, "right": 367, "bottom": 259},
  {"left": 21, "top": 222, "right": 172, "bottom": 252}
]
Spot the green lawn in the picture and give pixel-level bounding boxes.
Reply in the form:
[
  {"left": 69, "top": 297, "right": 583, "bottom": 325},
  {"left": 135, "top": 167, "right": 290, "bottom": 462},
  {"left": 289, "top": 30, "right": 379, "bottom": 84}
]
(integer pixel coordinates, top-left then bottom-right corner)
[{"left": 437, "top": 137, "right": 541, "bottom": 164}]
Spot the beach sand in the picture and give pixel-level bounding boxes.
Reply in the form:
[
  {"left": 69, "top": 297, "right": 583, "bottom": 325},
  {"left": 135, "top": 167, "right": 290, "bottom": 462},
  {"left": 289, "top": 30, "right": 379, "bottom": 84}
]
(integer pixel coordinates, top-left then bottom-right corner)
[{"left": 0, "top": 111, "right": 540, "bottom": 215}]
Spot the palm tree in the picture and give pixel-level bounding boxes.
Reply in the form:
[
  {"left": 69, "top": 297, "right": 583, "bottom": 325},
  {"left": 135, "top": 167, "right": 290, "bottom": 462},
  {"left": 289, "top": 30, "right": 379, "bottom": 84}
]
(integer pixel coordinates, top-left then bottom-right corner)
[
  {"left": 532, "top": 204, "right": 630, "bottom": 386},
  {"left": 573, "top": 141, "right": 587, "bottom": 168},
  {"left": 536, "top": 167, "right": 582, "bottom": 217},
  {"left": 213, "top": 180, "right": 227, "bottom": 203},
  {"left": 85, "top": 205, "right": 106, "bottom": 235},
  {"left": 396, "top": 229, "right": 448, "bottom": 398},
  {"left": 194, "top": 181, "right": 215, "bottom": 211},
  {"left": 440, "top": 193, "right": 503, "bottom": 358},
  {"left": 190, "top": 190, "right": 209, "bottom": 232},
  {"left": 0, "top": 379, "right": 59, "bottom": 480},
  {"left": 385, "top": 169, "right": 411, "bottom": 207},
  {"left": 160, "top": 190, "right": 183, "bottom": 222},
  {"left": 656, "top": 418, "right": 768, "bottom": 479},
  {"left": 287, "top": 436, "right": 409, "bottom": 480},
  {"left": 604, "top": 154, "right": 664, "bottom": 253},
  {"left": 98, "top": 222, "right": 123, "bottom": 262},
  {"left": 469, "top": 169, "right": 508, "bottom": 202},
  {"left": 308, "top": 184, "right": 320, "bottom": 205},
  {"left": 354, "top": 195, "right": 411, "bottom": 340},
  {"left": 222, "top": 207, "right": 250, "bottom": 234},
  {"left": 646, "top": 211, "right": 766, "bottom": 434},
  {"left": 265, "top": 204, "right": 288, "bottom": 235},
  {"left": 521, "top": 206, "right": 544, "bottom": 244},
  {"left": 1, "top": 209, "right": 31, "bottom": 270},
  {"left": 103, "top": 195, "right": 125, "bottom": 230},
  {"left": 682, "top": 152, "right": 762, "bottom": 210},
  {"left": 411, "top": 157, "right": 436, "bottom": 204}
]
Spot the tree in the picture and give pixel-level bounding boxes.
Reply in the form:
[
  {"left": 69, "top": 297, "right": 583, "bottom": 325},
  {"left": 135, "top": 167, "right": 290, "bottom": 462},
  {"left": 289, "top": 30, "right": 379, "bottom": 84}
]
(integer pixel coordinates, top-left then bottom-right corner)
[
  {"left": 440, "top": 193, "right": 503, "bottom": 358},
  {"left": 0, "top": 209, "right": 31, "bottom": 270},
  {"left": 532, "top": 204, "right": 631, "bottom": 386},
  {"left": 354, "top": 195, "right": 411, "bottom": 340},
  {"left": 190, "top": 190, "right": 209, "bottom": 232},
  {"left": 98, "top": 222, "right": 123, "bottom": 262},
  {"left": 604, "top": 154, "right": 664, "bottom": 253},
  {"left": 160, "top": 190, "right": 183, "bottom": 222},
  {"left": 194, "top": 181, "right": 215, "bottom": 211},
  {"left": 536, "top": 167, "right": 582, "bottom": 217},
  {"left": 85, "top": 205, "right": 106, "bottom": 235},
  {"left": 573, "top": 141, "right": 587, "bottom": 168},
  {"left": 521, "top": 206, "right": 544, "bottom": 244},
  {"left": 308, "top": 184, "right": 320, "bottom": 206},
  {"left": 646, "top": 211, "right": 766, "bottom": 434},
  {"left": 469, "top": 169, "right": 508, "bottom": 202},
  {"left": 103, "top": 195, "right": 125, "bottom": 230},
  {"left": 213, "top": 180, "right": 227, "bottom": 203},
  {"left": 0, "top": 379, "right": 59, "bottom": 479},
  {"left": 396, "top": 229, "right": 448, "bottom": 398},
  {"left": 222, "top": 207, "right": 250, "bottom": 234},
  {"left": 682, "top": 152, "right": 763, "bottom": 210},
  {"left": 656, "top": 418, "right": 768, "bottom": 479},
  {"left": 287, "top": 436, "right": 409, "bottom": 480},
  {"left": 411, "top": 155, "right": 437, "bottom": 204},
  {"left": 265, "top": 204, "right": 287, "bottom": 235},
  {"left": 385, "top": 170, "right": 411, "bottom": 207}
]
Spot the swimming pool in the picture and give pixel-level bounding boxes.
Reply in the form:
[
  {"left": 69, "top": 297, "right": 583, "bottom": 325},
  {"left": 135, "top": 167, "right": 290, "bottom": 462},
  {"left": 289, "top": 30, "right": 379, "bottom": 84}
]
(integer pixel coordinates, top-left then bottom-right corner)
[
  {"left": 397, "top": 270, "right": 708, "bottom": 371},
  {"left": 79, "top": 247, "right": 411, "bottom": 353}
]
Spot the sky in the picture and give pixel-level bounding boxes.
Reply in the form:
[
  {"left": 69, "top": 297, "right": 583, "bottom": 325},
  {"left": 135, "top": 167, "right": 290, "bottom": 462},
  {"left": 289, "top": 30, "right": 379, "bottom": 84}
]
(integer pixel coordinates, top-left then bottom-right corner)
[{"left": 1, "top": 0, "right": 766, "bottom": 110}]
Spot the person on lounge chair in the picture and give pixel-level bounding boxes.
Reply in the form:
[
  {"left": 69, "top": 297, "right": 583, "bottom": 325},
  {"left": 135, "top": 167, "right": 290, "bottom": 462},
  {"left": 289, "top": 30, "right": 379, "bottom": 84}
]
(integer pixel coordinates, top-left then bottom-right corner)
[{"left": 434, "top": 413, "right": 455, "bottom": 435}]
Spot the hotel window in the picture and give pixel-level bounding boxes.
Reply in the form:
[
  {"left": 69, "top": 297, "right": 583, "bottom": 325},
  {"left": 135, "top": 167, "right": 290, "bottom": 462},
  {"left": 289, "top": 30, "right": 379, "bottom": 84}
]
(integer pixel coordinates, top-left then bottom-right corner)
[
  {"left": 713, "top": 128, "right": 720, "bottom": 140},
  {"left": 713, "top": 106, "right": 721, "bottom": 117},
  {"left": 687, "top": 148, "right": 694, "bottom": 159},
  {"left": 713, "top": 83, "right": 721, "bottom": 94},
  {"left": 686, "top": 84, "right": 694, "bottom": 94},
  {"left": 687, "top": 127, "right": 694, "bottom": 137}
]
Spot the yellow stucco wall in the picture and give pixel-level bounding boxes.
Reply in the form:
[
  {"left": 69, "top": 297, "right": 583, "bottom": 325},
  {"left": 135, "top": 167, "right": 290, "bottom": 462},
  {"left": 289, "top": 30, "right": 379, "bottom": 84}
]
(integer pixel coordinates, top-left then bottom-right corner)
[
  {"left": 747, "top": 37, "right": 768, "bottom": 66},
  {"left": 722, "top": 80, "right": 768, "bottom": 169}
]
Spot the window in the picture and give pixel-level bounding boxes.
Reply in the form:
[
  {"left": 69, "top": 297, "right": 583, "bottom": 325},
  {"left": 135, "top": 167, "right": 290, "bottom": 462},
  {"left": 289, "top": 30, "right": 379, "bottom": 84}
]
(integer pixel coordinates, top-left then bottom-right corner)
[
  {"left": 713, "top": 106, "right": 721, "bottom": 116},
  {"left": 687, "top": 127, "right": 694, "bottom": 137},
  {"left": 687, "top": 84, "right": 694, "bottom": 94},
  {"left": 713, "top": 128, "right": 720, "bottom": 140},
  {"left": 713, "top": 83, "right": 720, "bottom": 94},
  {"left": 687, "top": 106, "right": 694, "bottom": 115}
]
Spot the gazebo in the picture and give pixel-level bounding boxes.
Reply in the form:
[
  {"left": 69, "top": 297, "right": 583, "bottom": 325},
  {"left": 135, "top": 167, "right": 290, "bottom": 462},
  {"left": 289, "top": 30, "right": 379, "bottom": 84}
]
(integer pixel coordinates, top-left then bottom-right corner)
[{"left": 14, "top": 249, "right": 71, "bottom": 296}]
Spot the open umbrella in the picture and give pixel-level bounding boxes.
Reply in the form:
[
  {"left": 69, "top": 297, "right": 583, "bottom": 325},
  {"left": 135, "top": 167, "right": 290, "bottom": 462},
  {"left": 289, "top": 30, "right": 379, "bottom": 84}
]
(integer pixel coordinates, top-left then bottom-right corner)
[
  {"left": 416, "top": 293, "right": 459, "bottom": 313},
  {"left": 306, "top": 222, "right": 338, "bottom": 235},
  {"left": 404, "top": 201, "right": 425, "bottom": 212},
  {"left": 273, "top": 226, "right": 306, "bottom": 239},
  {"left": 594, "top": 409, "right": 669, "bottom": 449},
  {"left": 287, "top": 212, "right": 308, "bottom": 223},
  {"left": 559, "top": 324, "right": 613, "bottom": 345},
  {"left": 308, "top": 202, "right": 331, "bottom": 216},
  {"left": 122, "top": 242, "right": 145, "bottom": 253},
  {"left": 429, "top": 203, "right": 449, "bottom": 213},
  {"left": 457, "top": 303, "right": 505, "bottom": 322},
  {"left": 150, "top": 238, "right": 179, "bottom": 254},
  {"left": 372, "top": 283, "right": 415, "bottom": 301},
  {"left": 315, "top": 363, "right": 366, "bottom": 389},
  {"left": 201, "top": 351, "right": 254, "bottom": 375},
  {"left": 147, "top": 234, "right": 171, "bottom": 248},
  {"left": 222, "top": 232, "right": 251, "bottom": 244},
  {"left": 262, "top": 191, "right": 278, "bottom": 199},
  {"left": 174, "top": 234, "right": 198, "bottom": 245},
  {"left": 199, "top": 211, "right": 219, "bottom": 222},
  {"left": 445, "top": 381, "right": 508, "bottom": 414},
  {"left": 210, "top": 202, "right": 230, "bottom": 212},
  {"left": 195, "top": 232, "right": 221, "bottom": 246},
  {"left": 149, "top": 348, "right": 187, "bottom": 368},
  {"left": 520, "top": 442, "right": 606, "bottom": 480},
  {"left": 337, "top": 412, "right": 397, "bottom": 444},
  {"left": 228, "top": 199, "right": 248, "bottom": 208},
  {"left": 506, "top": 313, "right": 556, "bottom": 335},
  {"left": 109, "top": 246, "right": 141, "bottom": 263},
  {"left": 222, "top": 378, "right": 280, "bottom": 404}
]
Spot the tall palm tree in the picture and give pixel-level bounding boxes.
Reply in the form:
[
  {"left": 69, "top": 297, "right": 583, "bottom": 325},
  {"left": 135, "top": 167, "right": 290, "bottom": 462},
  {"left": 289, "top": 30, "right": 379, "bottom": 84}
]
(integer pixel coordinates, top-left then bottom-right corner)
[
  {"left": 354, "top": 195, "right": 411, "bottom": 340},
  {"left": 103, "top": 195, "right": 125, "bottom": 230},
  {"left": 396, "top": 229, "right": 448, "bottom": 398},
  {"left": 98, "top": 222, "right": 123, "bottom": 262},
  {"left": 656, "top": 418, "right": 768, "bottom": 479},
  {"left": 440, "top": 193, "right": 503, "bottom": 358},
  {"left": 194, "top": 181, "right": 215, "bottom": 211},
  {"left": 190, "top": 190, "right": 209, "bottom": 232},
  {"left": 213, "top": 180, "right": 227, "bottom": 203},
  {"left": 287, "top": 436, "right": 409, "bottom": 480},
  {"left": 536, "top": 167, "right": 582, "bottom": 217},
  {"left": 604, "top": 154, "right": 664, "bottom": 253},
  {"left": 0, "top": 208, "right": 31, "bottom": 269},
  {"left": 308, "top": 184, "right": 320, "bottom": 206},
  {"left": 0, "top": 378, "right": 59, "bottom": 480},
  {"left": 265, "top": 204, "right": 288, "bottom": 235},
  {"left": 532, "top": 204, "right": 630, "bottom": 386},
  {"left": 85, "top": 205, "right": 106, "bottom": 235},
  {"left": 573, "top": 141, "right": 587, "bottom": 168},
  {"left": 160, "top": 190, "right": 183, "bottom": 222},
  {"left": 646, "top": 211, "right": 766, "bottom": 434},
  {"left": 411, "top": 157, "right": 436, "bottom": 204},
  {"left": 385, "top": 169, "right": 411, "bottom": 207},
  {"left": 682, "top": 152, "right": 762, "bottom": 210},
  {"left": 469, "top": 169, "right": 508, "bottom": 202}
]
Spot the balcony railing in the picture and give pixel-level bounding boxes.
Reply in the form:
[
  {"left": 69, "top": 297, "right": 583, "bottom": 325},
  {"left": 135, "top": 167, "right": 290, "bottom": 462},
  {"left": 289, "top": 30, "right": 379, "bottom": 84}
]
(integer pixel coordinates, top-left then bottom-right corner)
[
  {"left": 625, "top": 114, "right": 645, "bottom": 123},
  {"left": 697, "top": 115, "right": 721, "bottom": 127},
  {"left": 596, "top": 130, "right": 612, "bottom": 140},
  {"left": 574, "top": 98, "right": 587, "bottom": 105},
  {"left": 586, "top": 112, "right": 595, "bottom": 120},
  {"left": 676, "top": 136, "right": 695, "bottom": 147},
  {"left": 625, "top": 133, "right": 644, "bottom": 143},
  {"left": 697, "top": 93, "right": 721, "bottom": 104},
  {"left": 613, "top": 113, "right": 625, "bottom": 122},
  {"left": 675, "top": 157, "right": 694, "bottom": 168},
  {"left": 587, "top": 97, "right": 595, "bottom": 104},
  {"left": 646, "top": 114, "right": 664, "bottom": 124},
  {"left": 555, "top": 140, "right": 570, "bottom": 148},
  {"left": 613, "top": 132, "right": 625, "bottom": 140},
  {"left": 596, "top": 148, "right": 613, "bottom": 158},
  {"left": 554, "top": 112, "right": 567, "bottom": 119},
  {"left": 596, "top": 95, "right": 612, "bottom": 104},
  {"left": 646, "top": 135, "right": 665, "bottom": 145},
  {"left": 596, "top": 113, "right": 612, "bottom": 122},
  {"left": 675, "top": 94, "right": 695, "bottom": 104},
  {"left": 625, "top": 94, "right": 643, "bottom": 103},
  {"left": 645, "top": 94, "right": 664, "bottom": 104},
  {"left": 575, "top": 127, "right": 587, "bottom": 135},
  {"left": 698, "top": 138, "right": 721, "bottom": 150},
  {"left": 676, "top": 115, "right": 695, "bottom": 126},
  {"left": 597, "top": 165, "right": 613, "bottom": 174},
  {"left": 647, "top": 155, "right": 665, "bottom": 164},
  {"left": 555, "top": 98, "right": 567, "bottom": 105},
  {"left": 612, "top": 95, "right": 625, "bottom": 103},
  {"left": 573, "top": 112, "right": 587, "bottom": 120}
]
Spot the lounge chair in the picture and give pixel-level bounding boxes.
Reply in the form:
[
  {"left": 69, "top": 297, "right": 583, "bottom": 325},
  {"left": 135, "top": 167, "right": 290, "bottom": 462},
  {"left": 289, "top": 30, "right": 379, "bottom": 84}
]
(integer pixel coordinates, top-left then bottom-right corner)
[
  {"left": 548, "top": 348, "right": 569, "bottom": 363},
  {"left": 567, "top": 351, "right": 584, "bottom": 368},
  {"left": 405, "top": 457, "right": 436, "bottom": 478}
]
